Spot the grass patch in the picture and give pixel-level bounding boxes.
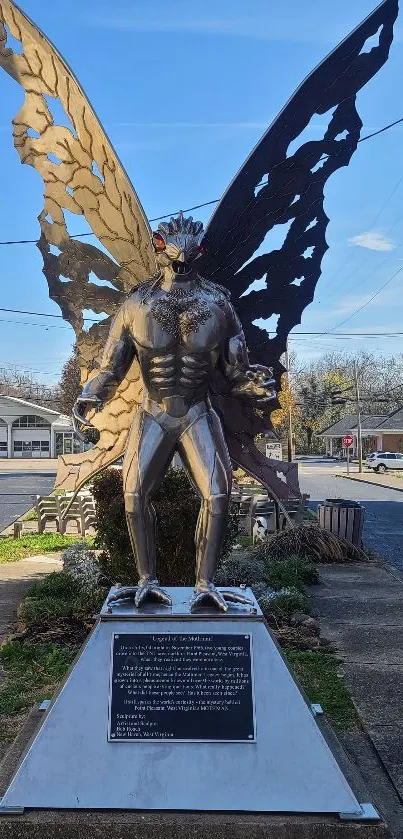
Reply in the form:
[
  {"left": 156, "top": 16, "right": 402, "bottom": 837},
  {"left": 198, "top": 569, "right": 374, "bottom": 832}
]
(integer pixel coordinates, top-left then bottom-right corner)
[
  {"left": 260, "top": 589, "right": 311, "bottom": 624},
  {"left": 285, "top": 650, "right": 359, "bottom": 730},
  {"left": 0, "top": 534, "right": 94, "bottom": 563},
  {"left": 0, "top": 570, "right": 105, "bottom": 745},
  {"left": 265, "top": 556, "right": 319, "bottom": 592},
  {"left": 0, "top": 639, "right": 77, "bottom": 744},
  {"left": 23, "top": 508, "right": 38, "bottom": 522}
]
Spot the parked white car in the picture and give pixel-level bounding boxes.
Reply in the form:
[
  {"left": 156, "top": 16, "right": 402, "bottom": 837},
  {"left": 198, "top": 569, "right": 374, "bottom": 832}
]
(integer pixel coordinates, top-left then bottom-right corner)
[{"left": 366, "top": 452, "right": 403, "bottom": 473}]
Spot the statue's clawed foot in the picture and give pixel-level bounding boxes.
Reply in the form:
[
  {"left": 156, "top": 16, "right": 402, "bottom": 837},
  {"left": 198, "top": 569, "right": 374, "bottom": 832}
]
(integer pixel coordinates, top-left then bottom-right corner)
[
  {"left": 190, "top": 583, "right": 253, "bottom": 613},
  {"left": 107, "top": 579, "right": 172, "bottom": 609}
]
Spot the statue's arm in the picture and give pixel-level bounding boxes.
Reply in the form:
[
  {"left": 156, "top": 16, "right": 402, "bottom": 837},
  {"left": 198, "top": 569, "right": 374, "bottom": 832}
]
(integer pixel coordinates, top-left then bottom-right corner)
[
  {"left": 218, "top": 302, "right": 276, "bottom": 405},
  {"left": 80, "top": 304, "right": 136, "bottom": 405}
]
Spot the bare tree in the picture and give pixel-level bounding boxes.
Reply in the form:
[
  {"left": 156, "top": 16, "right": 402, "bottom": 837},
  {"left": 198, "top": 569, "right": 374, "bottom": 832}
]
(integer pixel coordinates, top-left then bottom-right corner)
[
  {"left": 0, "top": 367, "right": 60, "bottom": 411},
  {"left": 58, "top": 347, "right": 82, "bottom": 415}
]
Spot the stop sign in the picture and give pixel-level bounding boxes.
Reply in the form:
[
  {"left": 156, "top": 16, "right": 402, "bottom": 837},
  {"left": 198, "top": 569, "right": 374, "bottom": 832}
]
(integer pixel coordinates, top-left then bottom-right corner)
[{"left": 342, "top": 434, "right": 353, "bottom": 448}]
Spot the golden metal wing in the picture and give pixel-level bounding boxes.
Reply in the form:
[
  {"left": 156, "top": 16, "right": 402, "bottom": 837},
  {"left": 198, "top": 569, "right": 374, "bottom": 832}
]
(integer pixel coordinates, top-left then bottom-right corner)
[{"left": 0, "top": 0, "right": 157, "bottom": 492}]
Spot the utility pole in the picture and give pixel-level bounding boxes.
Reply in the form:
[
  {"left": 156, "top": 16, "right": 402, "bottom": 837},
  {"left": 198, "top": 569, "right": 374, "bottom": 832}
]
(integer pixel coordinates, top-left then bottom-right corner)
[
  {"left": 353, "top": 359, "right": 363, "bottom": 474},
  {"left": 285, "top": 342, "right": 293, "bottom": 462}
]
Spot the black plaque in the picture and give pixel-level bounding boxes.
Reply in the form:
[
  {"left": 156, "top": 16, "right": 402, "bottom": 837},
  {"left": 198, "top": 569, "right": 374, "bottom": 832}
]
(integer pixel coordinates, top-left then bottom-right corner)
[{"left": 108, "top": 632, "right": 255, "bottom": 742}]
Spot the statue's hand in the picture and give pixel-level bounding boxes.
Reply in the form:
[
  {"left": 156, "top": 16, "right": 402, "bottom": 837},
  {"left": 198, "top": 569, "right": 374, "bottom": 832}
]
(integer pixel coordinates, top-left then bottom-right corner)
[
  {"left": 232, "top": 364, "right": 276, "bottom": 406},
  {"left": 72, "top": 395, "right": 102, "bottom": 444}
]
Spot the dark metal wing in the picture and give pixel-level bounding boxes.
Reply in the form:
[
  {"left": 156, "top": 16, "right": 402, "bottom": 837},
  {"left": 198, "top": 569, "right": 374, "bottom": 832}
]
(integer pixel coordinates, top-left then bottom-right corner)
[
  {"left": 205, "top": 0, "right": 397, "bottom": 499},
  {"left": 202, "top": 0, "right": 397, "bottom": 379}
]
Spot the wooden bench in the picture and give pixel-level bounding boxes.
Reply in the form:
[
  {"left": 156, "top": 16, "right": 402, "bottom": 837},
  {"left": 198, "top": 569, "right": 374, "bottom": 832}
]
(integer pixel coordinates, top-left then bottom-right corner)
[
  {"left": 36, "top": 495, "right": 60, "bottom": 534},
  {"left": 35, "top": 494, "right": 96, "bottom": 536}
]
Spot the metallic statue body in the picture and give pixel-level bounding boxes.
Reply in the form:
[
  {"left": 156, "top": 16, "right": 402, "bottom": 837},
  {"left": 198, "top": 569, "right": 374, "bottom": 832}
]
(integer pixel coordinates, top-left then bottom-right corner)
[
  {"left": 78, "top": 219, "right": 275, "bottom": 610},
  {"left": 0, "top": 0, "right": 397, "bottom": 608}
]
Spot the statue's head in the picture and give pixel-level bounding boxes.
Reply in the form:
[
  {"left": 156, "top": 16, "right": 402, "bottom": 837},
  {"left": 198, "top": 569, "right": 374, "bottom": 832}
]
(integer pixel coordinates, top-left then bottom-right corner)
[{"left": 152, "top": 211, "right": 204, "bottom": 276}]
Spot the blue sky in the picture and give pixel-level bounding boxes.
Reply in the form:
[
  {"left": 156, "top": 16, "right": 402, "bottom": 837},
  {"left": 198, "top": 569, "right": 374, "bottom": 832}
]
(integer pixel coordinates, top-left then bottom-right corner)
[{"left": 1, "top": 0, "right": 403, "bottom": 383}]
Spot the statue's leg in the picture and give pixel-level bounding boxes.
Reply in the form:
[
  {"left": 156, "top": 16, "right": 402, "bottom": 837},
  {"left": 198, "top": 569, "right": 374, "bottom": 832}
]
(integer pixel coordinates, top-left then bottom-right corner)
[
  {"left": 178, "top": 408, "right": 251, "bottom": 611},
  {"left": 108, "top": 411, "right": 176, "bottom": 608}
]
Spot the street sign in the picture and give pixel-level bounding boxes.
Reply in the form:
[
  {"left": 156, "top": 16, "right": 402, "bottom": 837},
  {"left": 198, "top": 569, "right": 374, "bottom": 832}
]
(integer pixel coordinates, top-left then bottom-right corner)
[
  {"left": 265, "top": 441, "right": 283, "bottom": 461},
  {"left": 342, "top": 435, "right": 353, "bottom": 448}
]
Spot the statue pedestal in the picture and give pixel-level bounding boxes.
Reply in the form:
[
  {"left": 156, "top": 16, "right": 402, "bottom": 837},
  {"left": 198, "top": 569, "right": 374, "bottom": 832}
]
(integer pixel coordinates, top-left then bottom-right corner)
[{"left": 0, "top": 588, "right": 381, "bottom": 828}]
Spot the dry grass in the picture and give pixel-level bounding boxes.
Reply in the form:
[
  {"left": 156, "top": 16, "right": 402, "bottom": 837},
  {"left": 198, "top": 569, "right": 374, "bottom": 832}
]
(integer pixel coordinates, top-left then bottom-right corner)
[{"left": 260, "top": 524, "right": 367, "bottom": 564}]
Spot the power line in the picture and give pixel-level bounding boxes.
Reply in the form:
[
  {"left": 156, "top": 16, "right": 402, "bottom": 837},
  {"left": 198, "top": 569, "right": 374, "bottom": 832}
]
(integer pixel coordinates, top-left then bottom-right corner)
[
  {"left": 2, "top": 307, "right": 403, "bottom": 336},
  {"left": 1, "top": 115, "right": 403, "bottom": 247},
  {"left": 0, "top": 199, "right": 222, "bottom": 246},
  {"left": 0, "top": 318, "right": 70, "bottom": 330},
  {"left": 328, "top": 264, "right": 403, "bottom": 332},
  {"left": 2, "top": 308, "right": 403, "bottom": 341},
  {"left": 0, "top": 307, "right": 97, "bottom": 321},
  {"left": 358, "top": 116, "right": 403, "bottom": 143}
]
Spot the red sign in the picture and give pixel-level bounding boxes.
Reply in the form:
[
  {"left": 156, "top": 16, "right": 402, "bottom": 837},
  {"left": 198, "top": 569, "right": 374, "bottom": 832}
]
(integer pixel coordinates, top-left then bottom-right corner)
[{"left": 342, "top": 434, "right": 353, "bottom": 448}]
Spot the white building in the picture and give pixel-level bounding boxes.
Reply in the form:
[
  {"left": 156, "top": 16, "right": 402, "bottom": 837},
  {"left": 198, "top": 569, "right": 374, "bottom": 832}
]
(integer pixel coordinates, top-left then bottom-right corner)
[{"left": 0, "top": 395, "right": 85, "bottom": 459}]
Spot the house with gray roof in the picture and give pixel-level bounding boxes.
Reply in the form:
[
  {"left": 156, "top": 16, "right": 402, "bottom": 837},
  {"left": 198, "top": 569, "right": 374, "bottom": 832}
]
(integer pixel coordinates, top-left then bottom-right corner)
[{"left": 316, "top": 410, "right": 403, "bottom": 456}]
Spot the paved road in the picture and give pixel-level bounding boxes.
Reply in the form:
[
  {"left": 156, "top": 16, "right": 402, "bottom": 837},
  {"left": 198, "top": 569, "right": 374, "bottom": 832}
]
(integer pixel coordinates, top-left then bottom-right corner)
[
  {"left": 0, "top": 472, "right": 56, "bottom": 532},
  {"left": 298, "top": 461, "right": 403, "bottom": 570}
]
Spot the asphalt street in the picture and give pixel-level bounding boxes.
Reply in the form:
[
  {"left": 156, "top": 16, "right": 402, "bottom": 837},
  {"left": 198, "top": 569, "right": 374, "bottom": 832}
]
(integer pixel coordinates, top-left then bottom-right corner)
[
  {"left": 299, "top": 460, "right": 403, "bottom": 570},
  {"left": 0, "top": 472, "right": 56, "bottom": 532}
]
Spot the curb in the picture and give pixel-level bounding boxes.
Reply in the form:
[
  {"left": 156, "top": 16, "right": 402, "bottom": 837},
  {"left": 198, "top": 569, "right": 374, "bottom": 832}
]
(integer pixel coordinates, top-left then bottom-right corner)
[
  {"left": 0, "top": 506, "right": 37, "bottom": 538},
  {"left": 335, "top": 473, "right": 403, "bottom": 494}
]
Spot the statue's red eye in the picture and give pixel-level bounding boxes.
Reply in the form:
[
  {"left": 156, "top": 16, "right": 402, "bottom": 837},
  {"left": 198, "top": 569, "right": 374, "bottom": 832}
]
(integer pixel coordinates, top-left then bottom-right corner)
[
  {"left": 153, "top": 232, "right": 166, "bottom": 250},
  {"left": 199, "top": 241, "right": 205, "bottom": 253}
]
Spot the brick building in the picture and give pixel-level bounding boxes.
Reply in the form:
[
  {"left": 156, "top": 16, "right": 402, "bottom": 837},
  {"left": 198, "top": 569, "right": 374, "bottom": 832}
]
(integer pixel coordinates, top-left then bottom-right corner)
[{"left": 317, "top": 408, "right": 403, "bottom": 457}]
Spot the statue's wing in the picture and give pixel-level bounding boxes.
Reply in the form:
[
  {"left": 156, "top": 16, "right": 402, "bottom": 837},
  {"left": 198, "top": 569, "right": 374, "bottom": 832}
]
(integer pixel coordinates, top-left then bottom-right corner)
[
  {"left": 210, "top": 371, "right": 299, "bottom": 500},
  {"left": 202, "top": 0, "right": 397, "bottom": 499},
  {"left": 0, "top": 0, "right": 157, "bottom": 492},
  {"left": 201, "top": 0, "right": 397, "bottom": 379}
]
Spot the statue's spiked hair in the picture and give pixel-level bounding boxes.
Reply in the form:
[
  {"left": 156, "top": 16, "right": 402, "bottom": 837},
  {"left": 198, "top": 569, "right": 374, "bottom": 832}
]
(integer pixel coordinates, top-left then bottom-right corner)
[{"left": 158, "top": 210, "right": 203, "bottom": 237}]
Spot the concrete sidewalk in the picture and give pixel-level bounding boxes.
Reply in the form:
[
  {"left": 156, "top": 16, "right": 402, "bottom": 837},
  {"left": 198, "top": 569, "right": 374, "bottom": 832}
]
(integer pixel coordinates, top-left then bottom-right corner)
[
  {"left": 310, "top": 562, "right": 403, "bottom": 835},
  {"left": 0, "top": 459, "right": 58, "bottom": 473},
  {"left": 337, "top": 471, "right": 403, "bottom": 493}
]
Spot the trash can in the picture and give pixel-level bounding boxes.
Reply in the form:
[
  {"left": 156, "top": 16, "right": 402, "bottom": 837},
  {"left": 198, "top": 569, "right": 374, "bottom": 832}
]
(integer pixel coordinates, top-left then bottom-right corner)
[{"left": 317, "top": 498, "right": 364, "bottom": 546}]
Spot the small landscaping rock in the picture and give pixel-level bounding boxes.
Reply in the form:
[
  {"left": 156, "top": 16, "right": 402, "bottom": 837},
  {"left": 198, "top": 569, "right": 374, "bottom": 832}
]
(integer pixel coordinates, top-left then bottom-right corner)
[
  {"left": 301, "top": 617, "right": 320, "bottom": 632},
  {"left": 290, "top": 611, "right": 311, "bottom": 626}
]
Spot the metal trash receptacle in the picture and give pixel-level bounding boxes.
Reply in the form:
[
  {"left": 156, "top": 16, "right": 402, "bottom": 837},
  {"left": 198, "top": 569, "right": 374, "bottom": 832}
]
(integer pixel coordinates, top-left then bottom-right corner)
[{"left": 317, "top": 498, "right": 364, "bottom": 546}]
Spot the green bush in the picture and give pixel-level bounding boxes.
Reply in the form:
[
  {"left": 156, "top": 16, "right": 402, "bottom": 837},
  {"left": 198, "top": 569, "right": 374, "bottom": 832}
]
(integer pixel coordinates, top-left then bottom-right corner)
[
  {"left": 264, "top": 555, "right": 319, "bottom": 592},
  {"left": 92, "top": 468, "right": 239, "bottom": 586},
  {"left": 19, "top": 571, "right": 105, "bottom": 632},
  {"left": 215, "top": 555, "right": 266, "bottom": 587},
  {"left": 215, "top": 551, "right": 318, "bottom": 593},
  {"left": 259, "top": 588, "right": 311, "bottom": 624},
  {"left": 28, "top": 570, "right": 80, "bottom": 599}
]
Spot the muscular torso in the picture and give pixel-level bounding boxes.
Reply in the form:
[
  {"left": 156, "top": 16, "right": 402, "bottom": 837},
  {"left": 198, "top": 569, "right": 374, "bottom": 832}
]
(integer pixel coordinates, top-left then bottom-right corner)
[{"left": 123, "top": 280, "right": 229, "bottom": 417}]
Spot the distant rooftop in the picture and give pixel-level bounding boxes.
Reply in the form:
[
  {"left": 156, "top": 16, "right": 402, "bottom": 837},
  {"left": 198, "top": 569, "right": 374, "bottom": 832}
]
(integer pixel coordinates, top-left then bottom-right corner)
[
  {"left": 374, "top": 407, "right": 403, "bottom": 431},
  {"left": 317, "top": 414, "right": 388, "bottom": 437}
]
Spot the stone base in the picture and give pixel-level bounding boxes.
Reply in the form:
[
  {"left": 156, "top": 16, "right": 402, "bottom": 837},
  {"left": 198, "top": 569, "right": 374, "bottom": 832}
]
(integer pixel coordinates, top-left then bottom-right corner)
[
  {"left": 0, "top": 810, "right": 393, "bottom": 839},
  {"left": 0, "top": 588, "right": 384, "bottom": 823}
]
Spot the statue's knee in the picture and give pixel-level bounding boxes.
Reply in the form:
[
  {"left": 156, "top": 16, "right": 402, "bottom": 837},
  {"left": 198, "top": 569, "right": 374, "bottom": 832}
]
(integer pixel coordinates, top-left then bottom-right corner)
[
  {"left": 124, "top": 490, "right": 145, "bottom": 516},
  {"left": 207, "top": 493, "right": 230, "bottom": 516}
]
